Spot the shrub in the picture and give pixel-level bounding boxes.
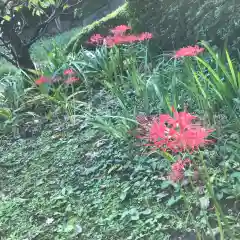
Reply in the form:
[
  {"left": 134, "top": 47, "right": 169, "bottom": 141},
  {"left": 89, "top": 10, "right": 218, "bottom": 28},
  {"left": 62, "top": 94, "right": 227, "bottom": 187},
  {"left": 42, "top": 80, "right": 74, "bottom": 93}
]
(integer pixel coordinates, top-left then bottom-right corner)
[
  {"left": 66, "top": 3, "right": 129, "bottom": 53},
  {"left": 127, "top": 0, "right": 240, "bottom": 52}
]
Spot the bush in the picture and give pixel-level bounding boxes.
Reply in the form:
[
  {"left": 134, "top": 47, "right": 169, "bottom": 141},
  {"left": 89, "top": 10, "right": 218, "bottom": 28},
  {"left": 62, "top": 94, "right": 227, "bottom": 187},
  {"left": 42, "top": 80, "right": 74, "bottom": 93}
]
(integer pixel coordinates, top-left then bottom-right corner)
[
  {"left": 66, "top": 3, "right": 129, "bottom": 53},
  {"left": 127, "top": 0, "right": 240, "bottom": 52}
]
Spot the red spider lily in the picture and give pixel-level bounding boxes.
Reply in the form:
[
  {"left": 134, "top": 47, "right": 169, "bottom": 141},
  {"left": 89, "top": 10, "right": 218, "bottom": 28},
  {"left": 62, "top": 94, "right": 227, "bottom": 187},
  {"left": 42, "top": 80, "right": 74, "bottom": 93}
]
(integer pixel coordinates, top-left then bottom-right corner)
[
  {"left": 103, "top": 35, "right": 128, "bottom": 47},
  {"left": 88, "top": 25, "right": 152, "bottom": 47},
  {"left": 64, "top": 69, "right": 75, "bottom": 75},
  {"left": 108, "top": 35, "right": 139, "bottom": 46},
  {"left": 89, "top": 34, "right": 104, "bottom": 45},
  {"left": 174, "top": 45, "right": 204, "bottom": 58},
  {"left": 104, "top": 34, "right": 152, "bottom": 47},
  {"left": 136, "top": 107, "right": 214, "bottom": 153},
  {"left": 169, "top": 159, "right": 191, "bottom": 182},
  {"left": 35, "top": 76, "right": 51, "bottom": 85},
  {"left": 111, "top": 25, "right": 132, "bottom": 35},
  {"left": 103, "top": 36, "right": 117, "bottom": 47},
  {"left": 119, "top": 35, "right": 138, "bottom": 43},
  {"left": 65, "top": 76, "right": 80, "bottom": 84},
  {"left": 137, "top": 32, "right": 153, "bottom": 41},
  {"left": 169, "top": 170, "right": 184, "bottom": 182}
]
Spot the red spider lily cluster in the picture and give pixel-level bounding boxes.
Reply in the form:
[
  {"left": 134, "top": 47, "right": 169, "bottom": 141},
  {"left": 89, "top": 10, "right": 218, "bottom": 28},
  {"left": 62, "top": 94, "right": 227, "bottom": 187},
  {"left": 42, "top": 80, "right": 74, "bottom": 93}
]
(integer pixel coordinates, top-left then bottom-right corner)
[
  {"left": 35, "top": 68, "right": 80, "bottom": 85},
  {"left": 136, "top": 107, "right": 214, "bottom": 153},
  {"left": 134, "top": 108, "right": 214, "bottom": 182},
  {"left": 88, "top": 25, "right": 152, "bottom": 47},
  {"left": 174, "top": 45, "right": 204, "bottom": 58}
]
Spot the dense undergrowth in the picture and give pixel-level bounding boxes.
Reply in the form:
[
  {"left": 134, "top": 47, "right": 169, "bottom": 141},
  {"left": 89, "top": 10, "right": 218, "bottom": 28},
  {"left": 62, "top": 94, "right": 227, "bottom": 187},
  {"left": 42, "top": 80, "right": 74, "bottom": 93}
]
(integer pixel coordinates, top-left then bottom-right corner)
[{"left": 0, "top": 25, "right": 240, "bottom": 240}]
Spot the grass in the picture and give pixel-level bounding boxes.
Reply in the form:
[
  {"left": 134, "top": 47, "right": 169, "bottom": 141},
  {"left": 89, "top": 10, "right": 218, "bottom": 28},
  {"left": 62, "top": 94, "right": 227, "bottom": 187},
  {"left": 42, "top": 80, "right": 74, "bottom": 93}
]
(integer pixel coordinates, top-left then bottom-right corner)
[
  {"left": 0, "top": 103, "right": 180, "bottom": 240},
  {"left": 1, "top": 90, "right": 239, "bottom": 239},
  {"left": 0, "top": 26, "right": 240, "bottom": 240}
]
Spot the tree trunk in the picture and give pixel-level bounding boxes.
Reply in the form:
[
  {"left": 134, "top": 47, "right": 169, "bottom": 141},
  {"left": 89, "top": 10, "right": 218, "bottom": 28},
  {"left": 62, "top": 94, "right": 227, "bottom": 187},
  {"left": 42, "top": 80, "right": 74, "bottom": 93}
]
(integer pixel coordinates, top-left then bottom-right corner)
[
  {"left": 1, "top": 19, "right": 35, "bottom": 71},
  {"left": 17, "top": 45, "right": 35, "bottom": 70}
]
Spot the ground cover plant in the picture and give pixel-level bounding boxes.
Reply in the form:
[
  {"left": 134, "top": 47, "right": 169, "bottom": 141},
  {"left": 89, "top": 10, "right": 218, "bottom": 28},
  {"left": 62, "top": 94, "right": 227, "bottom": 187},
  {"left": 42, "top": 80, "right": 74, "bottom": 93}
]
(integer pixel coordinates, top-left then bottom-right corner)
[{"left": 0, "top": 24, "right": 240, "bottom": 240}]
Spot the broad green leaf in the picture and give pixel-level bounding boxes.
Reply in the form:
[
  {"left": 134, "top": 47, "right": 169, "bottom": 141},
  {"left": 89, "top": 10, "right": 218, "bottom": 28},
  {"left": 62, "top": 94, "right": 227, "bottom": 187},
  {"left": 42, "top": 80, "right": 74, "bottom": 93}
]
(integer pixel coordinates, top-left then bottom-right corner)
[
  {"left": 199, "top": 196, "right": 210, "bottom": 210},
  {"left": 156, "top": 192, "right": 169, "bottom": 200},
  {"left": 167, "top": 195, "right": 182, "bottom": 206},
  {"left": 141, "top": 208, "right": 152, "bottom": 215},
  {"left": 35, "top": 10, "right": 41, "bottom": 16},
  {"left": 63, "top": 4, "right": 69, "bottom": 10},
  {"left": 3, "top": 15, "right": 11, "bottom": 21},
  {"left": 13, "top": 6, "right": 22, "bottom": 11},
  {"left": 231, "top": 172, "right": 240, "bottom": 180},
  {"left": 161, "top": 181, "right": 171, "bottom": 190},
  {"left": 160, "top": 151, "right": 174, "bottom": 162},
  {"left": 0, "top": 108, "right": 12, "bottom": 119},
  {"left": 120, "top": 186, "right": 131, "bottom": 201},
  {"left": 129, "top": 208, "right": 139, "bottom": 221}
]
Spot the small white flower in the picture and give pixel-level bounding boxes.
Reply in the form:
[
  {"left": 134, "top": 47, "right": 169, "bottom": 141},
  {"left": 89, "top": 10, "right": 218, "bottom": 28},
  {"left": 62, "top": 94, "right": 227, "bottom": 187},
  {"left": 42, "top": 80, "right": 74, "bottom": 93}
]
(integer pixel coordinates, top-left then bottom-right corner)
[{"left": 46, "top": 218, "right": 54, "bottom": 225}]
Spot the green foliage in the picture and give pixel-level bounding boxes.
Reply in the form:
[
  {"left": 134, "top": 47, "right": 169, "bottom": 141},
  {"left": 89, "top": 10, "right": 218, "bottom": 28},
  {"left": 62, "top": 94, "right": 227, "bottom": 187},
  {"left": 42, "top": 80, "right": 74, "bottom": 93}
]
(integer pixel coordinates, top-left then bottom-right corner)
[
  {"left": 66, "top": 3, "right": 129, "bottom": 53},
  {"left": 0, "top": 61, "right": 19, "bottom": 77},
  {"left": 0, "top": 0, "right": 56, "bottom": 19},
  {"left": 1, "top": 89, "right": 239, "bottom": 239},
  {"left": 31, "top": 28, "right": 81, "bottom": 62},
  {"left": 182, "top": 41, "right": 240, "bottom": 121},
  {"left": 1, "top": 21, "right": 240, "bottom": 239},
  {"left": 0, "top": 73, "right": 27, "bottom": 109},
  {"left": 127, "top": 0, "right": 240, "bottom": 52}
]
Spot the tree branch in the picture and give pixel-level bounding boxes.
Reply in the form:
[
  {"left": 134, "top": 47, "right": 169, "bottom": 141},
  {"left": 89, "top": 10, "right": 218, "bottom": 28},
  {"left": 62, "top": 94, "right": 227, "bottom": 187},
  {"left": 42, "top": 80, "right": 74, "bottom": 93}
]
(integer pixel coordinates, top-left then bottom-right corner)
[
  {"left": 65, "top": 0, "right": 83, "bottom": 10},
  {"left": 26, "top": 0, "right": 83, "bottom": 48},
  {"left": 16, "top": 14, "right": 28, "bottom": 35},
  {"left": 0, "top": 37, "right": 10, "bottom": 46},
  {"left": 25, "top": 8, "right": 58, "bottom": 47},
  {"left": 0, "top": 51, "right": 17, "bottom": 66}
]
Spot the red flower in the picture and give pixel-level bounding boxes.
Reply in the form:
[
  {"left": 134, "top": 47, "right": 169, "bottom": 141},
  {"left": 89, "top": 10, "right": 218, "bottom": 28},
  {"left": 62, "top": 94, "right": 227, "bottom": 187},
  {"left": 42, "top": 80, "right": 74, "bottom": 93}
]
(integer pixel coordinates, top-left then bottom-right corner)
[
  {"left": 111, "top": 25, "right": 132, "bottom": 35},
  {"left": 137, "top": 32, "right": 153, "bottom": 41},
  {"left": 65, "top": 77, "right": 80, "bottom": 84},
  {"left": 169, "top": 159, "right": 191, "bottom": 182},
  {"left": 35, "top": 76, "right": 51, "bottom": 85},
  {"left": 123, "top": 35, "right": 140, "bottom": 43},
  {"left": 169, "top": 170, "right": 184, "bottom": 182},
  {"left": 103, "top": 36, "right": 117, "bottom": 47},
  {"left": 64, "top": 69, "right": 75, "bottom": 75},
  {"left": 103, "top": 33, "right": 152, "bottom": 47},
  {"left": 136, "top": 107, "right": 214, "bottom": 153},
  {"left": 174, "top": 45, "right": 204, "bottom": 58},
  {"left": 88, "top": 26, "right": 152, "bottom": 47},
  {"left": 89, "top": 34, "right": 104, "bottom": 44}
]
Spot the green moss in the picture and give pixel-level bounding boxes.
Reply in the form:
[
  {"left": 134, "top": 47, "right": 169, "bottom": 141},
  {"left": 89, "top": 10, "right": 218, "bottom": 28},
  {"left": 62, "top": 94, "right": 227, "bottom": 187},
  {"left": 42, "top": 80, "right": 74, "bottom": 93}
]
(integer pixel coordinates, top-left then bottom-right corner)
[{"left": 66, "top": 3, "right": 129, "bottom": 53}]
